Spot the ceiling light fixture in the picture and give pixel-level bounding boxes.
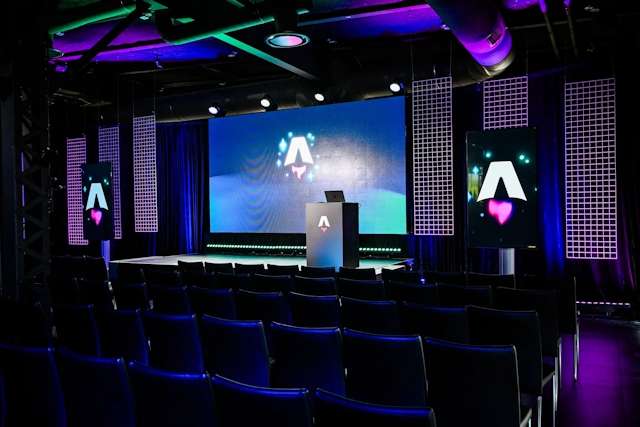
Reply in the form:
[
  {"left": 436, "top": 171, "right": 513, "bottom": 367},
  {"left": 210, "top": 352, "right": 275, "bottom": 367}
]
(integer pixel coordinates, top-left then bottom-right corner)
[
  {"left": 208, "top": 103, "right": 225, "bottom": 117},
  {"left": 265, "top": 32, "right": 310, "bottom": 48},
  {"left": 260, "top": 95, "right": 277, "bottom": 111},
  {"left": 314, "top": 93, "right": 325, "bottom": 102},
  {"left": 389, "top": 78, "right": 404, "bottom": 94}
]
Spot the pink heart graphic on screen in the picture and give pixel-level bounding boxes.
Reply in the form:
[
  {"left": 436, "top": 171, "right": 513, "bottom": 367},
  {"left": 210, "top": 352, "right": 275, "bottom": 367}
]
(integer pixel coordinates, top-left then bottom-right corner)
[
  {"left": 321, "top": 227, "right": 328, "bottom": 233},
  {"left": 291, "top": 165, "right": 307, "bottom": 179},
  {"left": 91, "top": 209, "right": 102, "bottom": 225},
  {"left": 487, "top": 199, "right": 513, "bottom": 225}
]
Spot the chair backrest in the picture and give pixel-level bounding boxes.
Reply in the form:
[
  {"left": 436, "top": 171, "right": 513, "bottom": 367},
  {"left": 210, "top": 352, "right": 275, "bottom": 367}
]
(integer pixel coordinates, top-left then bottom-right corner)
[
  {"left": 76, "top": 278, "right": 114, "bottom": 309},
  {"left": 437, "top": 283, "right": 493, "bottom": 308},
  {"left": 141, "top": 310, "right": 204, "bottom": 373},
  {"left": 47, "top": 275, "right": 82, "bottom": 305},
  {"left": 253, "top": 274, "right": 295, "bottom": 294},
  {"left": 110, "top": 280, "right": 150, "bottom": 310},
  {"left": 234, "top": 263, "right": 266, "bottom": 275},
  {"left": 0, "top": 371, "right": 4, "bottom": 427},
  {"left": 293, "top": 276, "right": 338, "bottom": 296},
  {"left": 338, "top": 278, "right": 386, "bottom": 301},
  {"left": 84, "top": 256, "right": 109, "bottom": 281},
  {"left": 56, "top": 348, "right": 135, "bottom": 427},
  {"left": 288, "top": 292, "right": 342, "bottom": 328},
  {"left": 271, "top": 322, "right": 346, "bottom": 412},
  {"left": 266, "top": 264, "right": 300, "bottom": 277},
  {"left": 94, "top": 306, "right": 149, "bottom": 364},
  {"left": 342, "top": 328, "right": 427, "bottom": 407},
  {"left": 494, "top": 287, "right": 559, "bottom": 357},
  {"left": 204, "top": 261, "right": 235, "bottom": 274},
  {"left": 380, "top": 268, "right": 422, "bottom": 286},
  {"left": 235, "top": 290, "right": 290, "bottom": 355},
  {"left": 180, "top": 270, "right": 217, "bottom": 289},
  {"left": 216, "top": 272, "right": 254, "bottom": 293},
  {"left": 177, "top": 260, "right": 205, "bottom": 274},
  {"left": 386, "top": 281, "right": 439, "bottom": 307},
  {"left": 299, "top": 265, "right": 336, "bottom": 279},
  {"left": 0, "top": 343, "right": 66, "bottom": 427},
  {"left": 211, "top": 374, "right": 313, "bottom": 427},
  {"left": 341, "top": 297, "right": 401, "bottom": 335},
  {"left": 521, "top": 274, "right": 578, "bottom": 335},
  {"left": 0, "top": 298, "right": 52, "bottom": 347},
  {"left": 339, "top": 266, "right": 377, "bottom": 281},
  {"left": 403, "top": 303, "right": 470, "bottom": 344},
  {"left": 50, "top": 255, "right": 87, "bottom": 280},
  {"left": 467, "top": 272, "right": 516, "bottom": 291},
  {"left": 199, "top": 315, "right": 270, "bottom": 387},
  {"left": 148, "top": 284, "right": 192, "bottom": 315},
  {"left": 189, "top": 286, "right": 236, "bottom": 320},
  {"left": 145, "top": 269, "right": 182, "bottom": 287},
  {"left": 115, "top": 265, "right": 146, "bottom": 283},
  {"left": 467, "top": 305, "right": 543, "bottom": 396},
  {"left": 315, "top": 389, "right": 437, "bottom": 427},
  {"left": 127, "top": 361, "right": 216, "bottom": 427},
  {"left": 52, "top": 302, "right": 101, "bottom": 357},
  {"left": 424, "top": 338, "right": 523, "bottom": 427},
  {"left": 423, "top": 270, "right": 467, "bottom": 286}
]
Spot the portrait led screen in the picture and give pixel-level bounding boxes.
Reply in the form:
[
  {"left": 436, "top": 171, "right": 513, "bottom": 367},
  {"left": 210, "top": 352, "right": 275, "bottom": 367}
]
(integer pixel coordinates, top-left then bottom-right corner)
[
  {"left": 466, "top": 127, "right": 537, "bottom": 248},
  {"left": 81, "top": 162, "right": 114, "bottom": 240},
  {"left": 209, "top": 97, "right": 407, "bottom": 234}
]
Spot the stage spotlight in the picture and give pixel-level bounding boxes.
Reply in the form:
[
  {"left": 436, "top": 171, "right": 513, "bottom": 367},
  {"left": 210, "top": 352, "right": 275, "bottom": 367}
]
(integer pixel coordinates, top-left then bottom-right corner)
[
  {"left": 208, "top": 103, "right": 225, "bottom": 117},
  {"left": 265, "top": 3, "right": 309, "bottom": 48},
  {"left": 314, "top": 92, "right": 325, "bottom": 102},
  {"left": 389, "top": 78, "right": 404, "bottom": 94},
  {"left": 260, "top": 95, "right": 277, "bottom": 111}
]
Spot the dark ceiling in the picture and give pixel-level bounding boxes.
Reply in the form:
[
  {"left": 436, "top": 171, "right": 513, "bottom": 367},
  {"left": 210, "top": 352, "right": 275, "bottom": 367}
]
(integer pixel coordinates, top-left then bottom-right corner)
[{"left": 36, "top": 0, "right": 639, "bottom": 123}]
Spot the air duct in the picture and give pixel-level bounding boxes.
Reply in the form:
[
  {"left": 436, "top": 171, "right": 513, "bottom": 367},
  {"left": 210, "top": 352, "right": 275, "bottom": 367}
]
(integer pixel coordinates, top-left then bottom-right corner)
[{"left": 49, "top": 0, "right": 137, "bottom": 34}]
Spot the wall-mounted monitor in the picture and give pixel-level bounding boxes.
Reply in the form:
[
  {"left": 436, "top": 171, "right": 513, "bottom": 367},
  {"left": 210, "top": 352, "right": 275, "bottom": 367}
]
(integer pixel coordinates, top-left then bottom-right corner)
[
  {"left": 208, "top": 97, "right": 407, "bottom": 234},
  {"left": 466, "top": 127, "right": 537, "bottom": 248}
]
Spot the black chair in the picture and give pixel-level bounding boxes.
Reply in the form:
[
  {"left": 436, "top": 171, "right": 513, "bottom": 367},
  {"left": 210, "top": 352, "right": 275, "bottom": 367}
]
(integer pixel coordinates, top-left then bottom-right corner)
[
  {"left": 211, "top": 374, "right": 314, "bottom": 427},
  {"left": 56, "top": 348, "right": 136, "bottom": 427},
  {"left": 386, "top": 281, "right": 439, "bottom": 307},
  {"left": 271, "top": 322, "right": 346, "bottom": 413},
  {"left": 339, "top": 266, "right": 377, "bottom": 281},
  {"left": 189, "top": 286, "right": 236, "bottom": 320},
  {"left": 288, "top": 292, "right": 342, "bottom": 328},
  {"left": 47, "top": 275, "right": 82, "bottom": 305},
  {"left": 293, "top": 276, "right": 338, "bottom": 296},
  {"left": 437, "top": 283, "right": 493, "bottom": 308},
  {"left": 521, "top": 274, "right": 579, "bottom": 382},
  {"left": 145, "top": 268, "right": 182, "bottom": 287},
  {"left": 253, "top": 273, "right": 295, "bottom": 294},
  {"left": 341, "top": 297, "right": 402, "bottom": 335},
  {"left": 177, "top": 260, "right": 205, "bottom": 273},
  {"left": 403, "top": 303, "right": 470, "bottom": 344},
  {"left": 148, "top": 283, "right": 192, "bottom": 315},
  {"left": 342, "top": 328, "right": 427, "bottom": 407},
  {"left": 110, "top": 280, "right": 150, "bottom": 310},
  {"left": 76, "top": 278, "right": 114, "bottom": 309},
  {"left": 52, "top": 302, "right": 101, "bottom": 357},
  {"left": 266, "top": 264, "right": 300, "bottom": 277},
  {"left": 381, "top": 268, "right": 422, "bottom": 286},
  {"left": 467, "top": 272, "right": 516, "bottom": 291},
  {"left": 0, "top": 344, "right": 66, "bottom": 427},
  {"left": 84, "top": 256, "right": 109, "bottom": 281},
  {"left": 204, "top": 261, "right": 235, "bottom": 275},
  {"left": 141, "top": 310, "right": 204, "bottom": 373},
  {"left": 94, "top": 306, "right": 149, "bottom": 365},
  {"left": 51, "top": 254, "right": 77, "bottom": 279},
  {"left": 315, "top": 389, "right": 437, "bottom": 427},
  {"left": 467, "top": 305, "right": 556, "bottom": 427},
  {"left": 338, "top": 278, "right": 386, "bottom": 301},
  {"left": 424, "top": 338, "right": 532, "bottom": 427},
  {"left": 127, "top": 361, "right": 217, "bottom": 427},
  {"left": 235, "top": 290, "right": 290, "bottom": 355},
  {"left": 181, "top": 270, "right": 217, "bottom": 289},
  {"left": 199, "top": 315, "right": 271, "bottom": 387},
  {"left": 216, "top": 272, "right": 254, "bottom": 292},
  {"left": 423, "top": 270, "right": 467, "bottom": 286},
  {"left": 0, "top": 298, "right": 52, "bottom": 347},
  {"left": 299, "top": 265, "right": 337, "bottom": 279},
  {"left": 115, "top": 265, "right": 146, "bottom": 283},
  {"left": 234, "top": 263, "right": 266, "bottom": 275}
]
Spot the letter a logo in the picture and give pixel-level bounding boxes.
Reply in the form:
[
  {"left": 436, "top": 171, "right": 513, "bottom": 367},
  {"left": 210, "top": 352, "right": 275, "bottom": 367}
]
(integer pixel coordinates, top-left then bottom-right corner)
[
  {"left": 85, "top": 183, "right": 109, "bottom": 210},
  {"left": 318, "top": 215, "right": 330, "bottom": 233},
  {"left": 284, "top": 137, "right": 314, "bottom": 166},
  {"left": 477, "top": 161, "right": 527, "bottom": 202}
]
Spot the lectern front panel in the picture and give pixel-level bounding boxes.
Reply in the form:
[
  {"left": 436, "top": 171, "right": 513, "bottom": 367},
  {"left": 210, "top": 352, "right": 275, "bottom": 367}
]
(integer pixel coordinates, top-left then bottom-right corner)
[{"left": 306, "top": 203, "right": 359, "bottom": 269}]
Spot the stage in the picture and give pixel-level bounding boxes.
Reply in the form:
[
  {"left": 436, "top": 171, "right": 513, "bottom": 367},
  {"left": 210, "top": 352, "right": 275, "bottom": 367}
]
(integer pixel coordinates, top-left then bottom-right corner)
[{"left": 109, "top": 254, "right": 411, "bottom": 278}]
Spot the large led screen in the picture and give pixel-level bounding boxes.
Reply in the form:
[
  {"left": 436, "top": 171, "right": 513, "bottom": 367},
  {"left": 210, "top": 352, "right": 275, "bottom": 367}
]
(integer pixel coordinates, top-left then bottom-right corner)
[
  {"left": 209, "top": 97, "right": 407, "bottom": 234},
  {"left": 466, "top": 127, "right": 537, "bottom": 248}
]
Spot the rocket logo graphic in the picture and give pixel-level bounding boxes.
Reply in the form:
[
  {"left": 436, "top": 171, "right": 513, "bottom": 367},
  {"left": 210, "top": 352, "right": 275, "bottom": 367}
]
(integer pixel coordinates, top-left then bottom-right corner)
[
  {"left": 318, "top": 215, "right": 330, "bottom": 233},
  {"left": 477, "top": 161, "right": 526, "bottom": 225},
  {"left": 278, "top": 134, "right": 317, "bottom": 181},
  {"left": 85, "top": 182, "right": 109, "bottom": 226}
]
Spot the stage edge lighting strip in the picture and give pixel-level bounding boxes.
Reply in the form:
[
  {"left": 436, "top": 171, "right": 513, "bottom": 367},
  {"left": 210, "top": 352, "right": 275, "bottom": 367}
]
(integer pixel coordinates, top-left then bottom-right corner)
[
  {"left": 483, "top": 76, "right": 528, "bottom": 130},
  {"left": 565, "top": 78, "right": 617, "bottom": 259},
  {"left": 133, "top": 115, "right": 158, "bottom": 232},
  {"left": 98, "top": 126, "right": 122, "bottom": 239},
  {"left": 412, "top": 77, "right": 454, "bottom": 236},
  {"left": 67, "top": 137, "right": 89, "bottom": 245}
]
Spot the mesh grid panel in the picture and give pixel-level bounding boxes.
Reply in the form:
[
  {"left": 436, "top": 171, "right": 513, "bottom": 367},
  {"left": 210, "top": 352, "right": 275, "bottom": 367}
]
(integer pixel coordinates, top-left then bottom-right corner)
[
  {"left": 483, "top": 76, "right": 528, "bottom": 129},
  {"left": 99, "top": 126, "right": 122, "bottom": 239},
  {"left": 565, "top": 78, "right": 617, "bottom": 259},
  {"left": 67, "top": 137, "right": 88, "bottom": 245},
  {"left": 412, "top": 77, "right": 454, "bottom": 236},
  {"left": 133, "top": 115, "right": 158, "bottom": 232}
]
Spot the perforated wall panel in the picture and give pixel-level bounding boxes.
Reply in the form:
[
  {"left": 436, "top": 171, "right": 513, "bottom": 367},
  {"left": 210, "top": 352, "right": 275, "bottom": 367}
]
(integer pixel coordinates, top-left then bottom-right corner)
[
  {"left": 133, "top": 115, "right": 158, "bottom": 232},
  {"left": 67, "top": 137, "right": 88, "bottom": 245},
  {"left": 483, "top": 76, "right": 528, "bottom": 129}
]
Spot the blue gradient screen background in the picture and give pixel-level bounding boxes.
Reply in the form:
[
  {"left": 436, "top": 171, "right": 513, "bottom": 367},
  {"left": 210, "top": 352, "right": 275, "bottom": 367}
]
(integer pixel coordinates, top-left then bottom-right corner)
[{"left": 208, "top": 97, "right": 407, "bottom": 234}]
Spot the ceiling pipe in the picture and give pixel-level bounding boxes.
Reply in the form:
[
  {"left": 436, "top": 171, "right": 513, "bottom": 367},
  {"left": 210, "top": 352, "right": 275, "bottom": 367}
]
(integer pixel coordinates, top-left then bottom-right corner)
[
  {"left": 49, "top": 0, "right": 138, "bottom": 34},
  {"left": 539, "top": 0, "right": 560, "bottom": 58},
  {"left": 564, "top": 0, "right": 579, "bottom": 57}
]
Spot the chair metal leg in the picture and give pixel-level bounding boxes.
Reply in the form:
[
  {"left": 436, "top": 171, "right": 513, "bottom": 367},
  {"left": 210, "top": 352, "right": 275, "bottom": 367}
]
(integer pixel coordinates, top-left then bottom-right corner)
[
  {"left": 558, "top": 337, "right": 562, "bottom": 390},
  {"left": 554, "top": 358, "right": 559, "bottom": 410},
  {"left": 536, "top": 395, "right": 542, "bottom": 427},
  {"left": 574, "top": 330, "right": 579, "bottom": 381}
]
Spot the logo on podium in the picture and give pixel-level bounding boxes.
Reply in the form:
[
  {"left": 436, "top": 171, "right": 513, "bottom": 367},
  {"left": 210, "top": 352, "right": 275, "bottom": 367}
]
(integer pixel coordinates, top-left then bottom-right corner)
[{"left": 318, "top": 215, "right": 330, "bottom": 233}]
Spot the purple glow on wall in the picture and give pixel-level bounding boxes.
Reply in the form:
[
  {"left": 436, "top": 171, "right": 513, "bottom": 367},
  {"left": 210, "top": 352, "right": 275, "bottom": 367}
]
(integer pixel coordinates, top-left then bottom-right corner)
[{"left": 502, "top": 0, "right": 540, "bottom": 11}]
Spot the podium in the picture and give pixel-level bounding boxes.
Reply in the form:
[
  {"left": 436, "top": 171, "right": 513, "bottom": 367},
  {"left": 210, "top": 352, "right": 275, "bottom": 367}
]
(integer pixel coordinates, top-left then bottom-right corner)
[{"left": 306, "top": 202, "right": 359, "bottom": 269}]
